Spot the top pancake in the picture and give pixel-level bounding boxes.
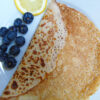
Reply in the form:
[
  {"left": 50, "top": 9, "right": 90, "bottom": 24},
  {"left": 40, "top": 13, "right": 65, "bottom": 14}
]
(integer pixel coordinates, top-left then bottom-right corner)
[
  {"left": 1, "top": 0, "right": 68, "bottom": 98},
  {"left": 1, "top": 0, "right": 100, "bottom": 100}
]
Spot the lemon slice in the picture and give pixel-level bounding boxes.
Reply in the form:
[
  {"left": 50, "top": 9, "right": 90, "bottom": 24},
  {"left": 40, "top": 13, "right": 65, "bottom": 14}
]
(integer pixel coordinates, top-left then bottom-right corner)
[{"left": 14, "top": 0, "right": 47, "bottom": 16}]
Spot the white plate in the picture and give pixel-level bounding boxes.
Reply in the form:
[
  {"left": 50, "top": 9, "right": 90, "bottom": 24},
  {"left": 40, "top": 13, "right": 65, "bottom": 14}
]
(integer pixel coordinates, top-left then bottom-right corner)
[
  {"left": 0, "top": 0, "right": 51, "bottom": 96},
  {"left": 0, "top": 0, "right": 100, "bottom": 99}
]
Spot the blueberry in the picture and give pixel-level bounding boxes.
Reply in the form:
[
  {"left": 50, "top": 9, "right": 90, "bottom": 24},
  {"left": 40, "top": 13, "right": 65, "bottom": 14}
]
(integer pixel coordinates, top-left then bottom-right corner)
[
  {"left": 0, "top": 49, "right": 3, "bottom": 56},
  {"left": 0, "top": 27, "right": 8, "bottom": 37},
  {"left": 0, "top": 52, "right": 8, "bottom": 62},
  {"left": 9, "top": 26, "right": 18, "bottom": 32},
  {"left": 23, "top": 12, "right": 34, "bottom": 24},
  {"left": 4, "top": 57, "right": 17, "bottom": 68},
  {"left": 0, "top": 55, "right": 5, "bottom": 62},
  {"left": 15, "top": 36, "right": 25, "bottom": 47},
  {"left": 3, "top": 53, "right": 8, "bottom": 58},
  {"left": 19, "top": 24, "right": 28, "bottom": 34},
  {"left": 0, "top": 44, "right": 8, "bottom": 52},
  {"left": 7, "top": 31, "right": 17, "bottom": 41},
  {"left": 9, "top": 45, "right": 20, "bottom": 56},
  {"left": 14, "top": 18, "right": 22, "bottom": 27},
  {"left": 3, "top": 35, "right": 11, "bottom": 45}
]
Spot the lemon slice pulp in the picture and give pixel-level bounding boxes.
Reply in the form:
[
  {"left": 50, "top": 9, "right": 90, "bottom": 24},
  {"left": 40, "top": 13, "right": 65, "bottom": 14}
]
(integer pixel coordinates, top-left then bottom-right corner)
[{"left": 14, "top": 0, "right": 47, "bottom": 16}]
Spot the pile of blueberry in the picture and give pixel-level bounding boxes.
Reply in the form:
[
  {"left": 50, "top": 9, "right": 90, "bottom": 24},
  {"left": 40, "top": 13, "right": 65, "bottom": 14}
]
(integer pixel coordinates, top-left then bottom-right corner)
[{"left": 0, "top": 12, "right": 34, "bottom": 69}]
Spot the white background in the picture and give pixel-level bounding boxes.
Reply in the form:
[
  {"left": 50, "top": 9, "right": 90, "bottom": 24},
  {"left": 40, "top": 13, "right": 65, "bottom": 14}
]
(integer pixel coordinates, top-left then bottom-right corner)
[{"left": 0, "top": 0, "right": 100, "bottom": 99}]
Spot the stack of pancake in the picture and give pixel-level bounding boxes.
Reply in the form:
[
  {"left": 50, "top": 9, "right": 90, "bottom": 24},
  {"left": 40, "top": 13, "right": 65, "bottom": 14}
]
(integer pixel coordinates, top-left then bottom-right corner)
[{"left": 1, "top": 0, "right": 100, "bottom": 100}]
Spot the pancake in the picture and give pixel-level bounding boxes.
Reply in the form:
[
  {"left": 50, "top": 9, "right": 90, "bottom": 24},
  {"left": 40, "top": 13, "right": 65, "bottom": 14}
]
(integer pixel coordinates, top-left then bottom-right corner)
[
  {"left": 0, "top": 0, "right": 68, "bottom": 98},
  {"left": 1, "top": 0, "right": 100, "bottom": 100}
]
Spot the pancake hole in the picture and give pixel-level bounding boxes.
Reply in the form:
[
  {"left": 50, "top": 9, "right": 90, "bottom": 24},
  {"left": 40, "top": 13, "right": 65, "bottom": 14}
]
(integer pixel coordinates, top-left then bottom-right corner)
[
  {"left": 11, "top": 81, "right": 18, "bottom": 90},
  {"left": 4, "top": 91, "right": 10, "bottom": 95}
]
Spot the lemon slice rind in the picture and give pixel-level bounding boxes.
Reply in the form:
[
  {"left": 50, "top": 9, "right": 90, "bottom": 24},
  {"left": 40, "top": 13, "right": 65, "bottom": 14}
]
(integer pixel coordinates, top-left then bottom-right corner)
[{"left": 14, "top": 0, "right": 47, "bottom": 16}]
